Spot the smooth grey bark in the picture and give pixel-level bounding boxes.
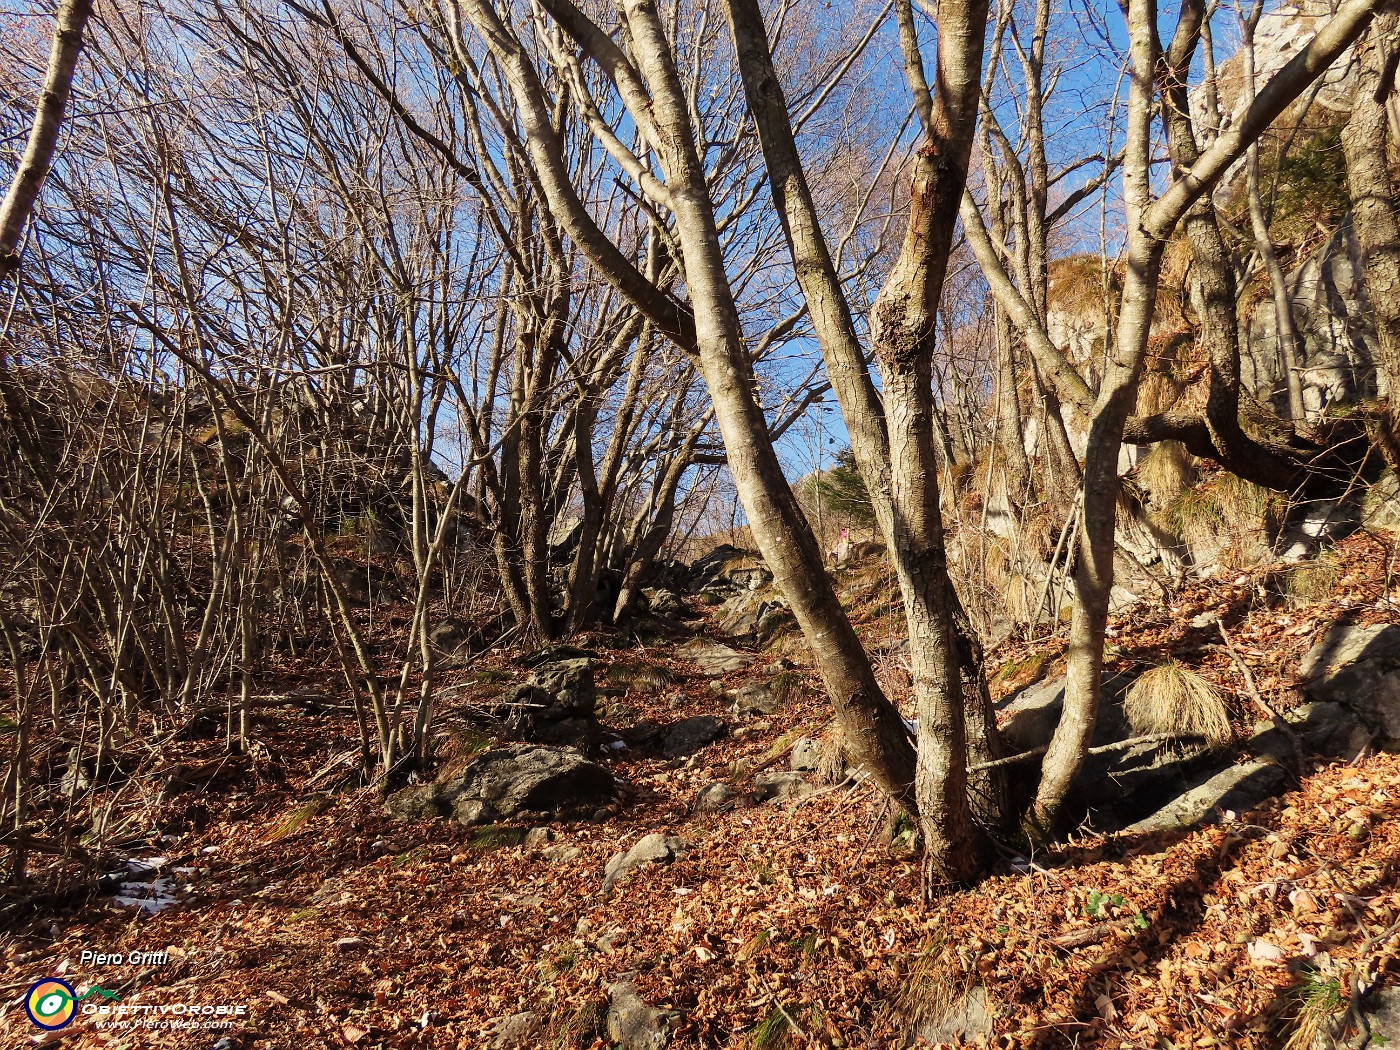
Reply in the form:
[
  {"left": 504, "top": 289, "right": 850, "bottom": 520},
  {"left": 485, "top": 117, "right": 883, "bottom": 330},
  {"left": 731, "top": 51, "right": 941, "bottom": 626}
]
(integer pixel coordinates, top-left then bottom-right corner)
[
  {"left": 1342, "top": 9, "right": 1400, "bottom": 461},
  {"left": 449, "top": 0, "right": 921, "bottom": 810},
  {"left": 1027, "top": 0, "right": 1385, "bottom": 837},
  {"left": 1242, "top": 1, "right": 1308, "bottom": 423},
  {"left": 0, "top": 0, "right": 94, "bottom": 276},
  {"left": 725, "top": 0, "right": 1007, "bottom": 874}
]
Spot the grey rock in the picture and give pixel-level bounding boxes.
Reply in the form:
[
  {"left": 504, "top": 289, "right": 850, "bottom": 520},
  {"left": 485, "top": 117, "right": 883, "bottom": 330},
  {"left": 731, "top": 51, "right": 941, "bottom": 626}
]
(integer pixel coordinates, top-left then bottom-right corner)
[
  {"left": 499, "top": 658, "right": 602, "bottom": 752},
  {"left": 382, "top": 746, "right": 622, "bottom": 826},
  {"left": 676, "top": 639, "right": 753, "bottom": 676},
  {"left": 1362, "top": 986, "right": 1400, "bottom": 1046},
  {"left": 605, "top": 702, "right": 639, "bottom": 727},
  {"left": 429, "top": 616, "right": 472, "bottom": 658},
  {"left": 693, "top": 782, "right": 737, "bottom": 813},
  {"left": 753, "top": 771, "right": 816, "bottom": 804},
  {"left": 543, "top": 843, "right": 582, "bottom": 865},
  {"left": 523, "top": 827, "right": 554, "bottom": 849},
  {"left": 755, "top": 603, "right": 795, "bottom": 643},
  {"left": 1300, "top": 624, "right": 1400, "bottom": 746},
  {"left": 718, "top": 592, "right": 765, "bottom": 639},
  {"left": 490, "top": 1011, "right": 541, "bottom": 1048},
  {"left": 912, "top": 985, "right": 994, "bottom": 1047},
  {"left": 603, "top": 832, "right": 685, "bottom": 893},
  {"left": 790, "top": 737, "right": 823, "bottom": 773},
  {"left": 643, "top": 588, "right": 687, "bottom": 617},
  {"left": 732, "top": 680, "right": 783, "bottom": 717},
  {"left": 451, "top": 798, "right": 497, "bottom": 827},
  {"left": 457, "top": 746, "right": 615, "bottom": 818},
  {"left": 1250, "top": 701, "right": 1367, "bottom": 762},
  {"left": 1363, "top": 472, "right": 1400, "bottom": 534},
  {"left": 1278, "top": 497, "right": 1361, "bottom": 562},
  {"left": 1121, "top": 760, "right": 1290, "bottom": 835},
  {"left": 605, "top": 982, "right": 676, "bottom": 1050},
  {"left": 1242, "top": 216, "right": 1380, "bottom": 418},
  {"left": 687, "top": 545, "right": 772, "bottom": 594},
  {"left": 529, "top": 659, "right": 597, "bottom": 713},
  {"left": 998, "top": 676, "right": 1067, "bottom": 753},
  {"left": 519, "top": 644, "right": 599, "bottom": 669},
  {"left": 662, "top": 715, "right": 727, "bottom": 757},
  {"left": 383, "top": 784, "right": 444, "bottom": 821}
]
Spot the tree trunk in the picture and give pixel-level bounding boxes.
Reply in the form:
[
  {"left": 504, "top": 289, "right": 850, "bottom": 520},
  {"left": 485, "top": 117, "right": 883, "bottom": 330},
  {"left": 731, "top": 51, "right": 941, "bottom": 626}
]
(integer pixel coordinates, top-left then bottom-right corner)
[
  {"left": 1342, "top": 10, "right": 1400, "bottom": 461},
  {"left": 0, "top": 0, "right": 93, "bottom": 276}
]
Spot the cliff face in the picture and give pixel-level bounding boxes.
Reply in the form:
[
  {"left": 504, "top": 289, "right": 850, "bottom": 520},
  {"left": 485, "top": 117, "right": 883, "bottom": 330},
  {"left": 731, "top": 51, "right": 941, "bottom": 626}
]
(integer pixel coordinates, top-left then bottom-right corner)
[
  {"left": 1196, "top": 0, "right": 1357, "bottom": 133},
  {"left": 1242, "top": 216, "right": 1384, "bottom": 416}
]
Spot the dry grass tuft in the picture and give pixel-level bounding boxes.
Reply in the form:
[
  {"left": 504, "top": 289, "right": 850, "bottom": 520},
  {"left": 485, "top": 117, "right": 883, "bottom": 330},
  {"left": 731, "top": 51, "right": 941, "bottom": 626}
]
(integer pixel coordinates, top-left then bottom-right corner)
[
  {"left": 1157, "top": 473, "right": 1280, "bottom": 568},
  {"left": 1137, "top": 441, "right": 1197, "bottom": 508},
  {"left": 1124, "top": 662, "right": 1232, "bottom": 747},
  {"left": 1282, "top": 560, "right": 1342, "bottom": 605},
  {"left": 886, "top": 938, "right": 982, "bottom": 1041},
  {"left": 1135, "top": 371, "right": 1185, "bottom": 416},
  {"left": 815, "top": 722, "right": 853, "bottom": 785}
]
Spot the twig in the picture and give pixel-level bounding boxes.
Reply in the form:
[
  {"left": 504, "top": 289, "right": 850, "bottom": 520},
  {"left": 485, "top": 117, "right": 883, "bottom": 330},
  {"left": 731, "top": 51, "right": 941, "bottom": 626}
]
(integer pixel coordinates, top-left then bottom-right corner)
[
  {"left": 1213, "top": 620, "right": 1305, "bottom": 776},
  {"left": 967, "top": 732, "right": 1203, "bottom": 773},
  {"left": 756, "top": 970, "right": 809, "bottom": 1042},
  {"left": 1031, "top": 495, "right": 1080, "bottom": 633}
]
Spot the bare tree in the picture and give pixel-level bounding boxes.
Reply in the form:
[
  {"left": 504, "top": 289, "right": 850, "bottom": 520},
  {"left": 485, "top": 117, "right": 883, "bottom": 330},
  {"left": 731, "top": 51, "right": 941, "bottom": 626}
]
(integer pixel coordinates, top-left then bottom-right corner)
[{"left": 0, "top": 0, "right": 92, "bottom": 275}]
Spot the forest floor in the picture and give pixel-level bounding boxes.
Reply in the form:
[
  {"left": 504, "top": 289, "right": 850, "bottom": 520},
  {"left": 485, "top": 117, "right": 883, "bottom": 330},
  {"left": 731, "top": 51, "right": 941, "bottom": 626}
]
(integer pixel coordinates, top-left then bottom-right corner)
[{"left": 4, "top": 531, "right": 1400, "bottom": 1049}]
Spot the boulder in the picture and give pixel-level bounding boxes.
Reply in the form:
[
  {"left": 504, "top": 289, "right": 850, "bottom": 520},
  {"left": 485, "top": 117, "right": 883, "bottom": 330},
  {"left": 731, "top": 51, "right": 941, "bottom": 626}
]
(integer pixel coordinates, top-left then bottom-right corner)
[
  {"left": 676, "top": 639, "right": 753, "bottom": 676},
  {"left": 603, "top": 833, "right": 685, "bottom": 894},
  {"left": 1121, "top": 759, "right": 1290, "bottom": 835},
  {"left": 662, "top": 715, "right": 727, "bottom": 758},
  {"left": 387, "top": 745, "right": 615, "bottom": 824},
  {"left": 1300, "top": 624, "right": 1400, "bottom": 745},
  {"left": 753, "top": 771, "right": 816, "bottom": 803},
  {"left": 605, "top": 982, "right": 676, "bottom": 1050},
  {"left": 732, "top": 680, "right": 783, "bottom": 717},
  {"left": 693, "top": 783, "right": 737, "bottom": 813},
  {"left": 453, "top": 745, "right": 615, "bottom": 820}
]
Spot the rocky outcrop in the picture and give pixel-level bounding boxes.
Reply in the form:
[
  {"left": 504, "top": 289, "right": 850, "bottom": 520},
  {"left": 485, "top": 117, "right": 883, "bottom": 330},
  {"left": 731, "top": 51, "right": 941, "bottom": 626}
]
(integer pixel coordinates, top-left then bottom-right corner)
[
  {"left": 687, "top": 545, "right": 772, "bottom": 599},
  {"left": 497, "top": 657, "right": 602, "bottom": 752},
  {"left": 1301, "top": 624, "right": 1400, "bottom": 746},
  {"left": 1122, "top": 760, "right": 1291, "bottom": 835},
  {"left": 996, "top": 664, "right": 1368, "bottom": 833},
  {"left": 1242, "top": 217, "right": 1381, "bottom": 415},
  {"left": 384, "top": 745, "right": 615, "bottom": 825}
]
